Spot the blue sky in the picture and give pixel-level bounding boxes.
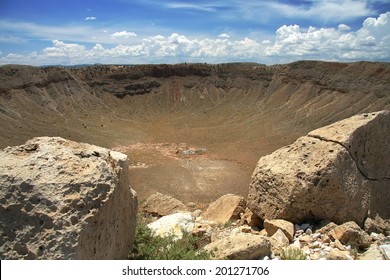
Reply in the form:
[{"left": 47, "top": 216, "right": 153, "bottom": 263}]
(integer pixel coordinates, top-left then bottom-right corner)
[{"left": 0, "top": 0, "right": 389, "bottom": 65}]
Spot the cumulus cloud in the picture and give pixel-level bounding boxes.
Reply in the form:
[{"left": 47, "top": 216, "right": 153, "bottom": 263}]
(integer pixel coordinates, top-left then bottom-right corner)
[
  {"left": 111, "top": 31, "right": 138, "bottom": 39},
  {"left": 1, "top": 12, "right": 389, "bottom": 65},
  {"left": 218, "top": 33, "right": 230, "bottom": 38},
  {"left": 84, "top": 17, "right": 97, "bottom": 21}
]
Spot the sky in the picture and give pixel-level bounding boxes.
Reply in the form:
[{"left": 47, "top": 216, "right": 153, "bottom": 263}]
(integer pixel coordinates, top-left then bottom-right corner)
[{"left": 0, "top": 0, "right": 389, "bottom": 65}]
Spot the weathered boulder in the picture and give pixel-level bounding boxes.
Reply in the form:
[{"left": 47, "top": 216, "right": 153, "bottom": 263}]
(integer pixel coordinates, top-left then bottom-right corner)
[
  {"left": 142, "top": 192, "right": 188, "bottom": 217},
  {"left": 329, "top": 221, "right": 371, "bottom": 249},
  {"left": 204, "top": 233, "right": 271, "bottom": 260},
  {"left": 248, "top": 111, "right": 390, "bottom": 226},
  {"left": 264, "top": 219, "right": 295, "bottom": 241},
  {"left": 0, "top": 137, "right": 137, "bottom": 259},
  {"left": 147, "top": 212, "right": 194, "bottom": 240},
  {"left": 202, "top": 194, "right": 246, "bottom": 225}
]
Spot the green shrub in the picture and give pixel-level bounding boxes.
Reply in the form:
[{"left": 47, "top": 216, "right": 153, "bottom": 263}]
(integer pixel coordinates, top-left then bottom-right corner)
[
  {"left": 128, "top": 218, "right": 210, "bottom": 260},
  {"left": 280, "top": 247, "right": 307, "bottom": 260}
]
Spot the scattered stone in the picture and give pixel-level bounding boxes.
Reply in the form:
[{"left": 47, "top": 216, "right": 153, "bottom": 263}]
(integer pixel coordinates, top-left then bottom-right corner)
[
  {"left": 329, "top": 221, "right": 371, "bottom": 249},
  {"left": 269, "top": 229, "right": 290, "bottom": 255},
  {"left": 316, "top": 221, "right": 338, "bottom": 235},
  {"left": 142, "top": 192, "right": 188, "bottom": 217},
  {"left": 358, "top": 245, "right": 385, "bottom": 260},
  {"left": 379, "top": 244, "right": 390, "bottom": 260},
  {"left": 333, "top": 239, "right": 346, "bottom": 251},
  {"left": 202, "top": 194, "right": 246, "bottom": 225},
  {"left": 306, "top": 228, "right": 313, "bottom": 235},
  {"left": 247, "top": 111, "right": 390, "bottom": 226},
  {"left": 192, "top": 223, "right": 212, "bottom": 238},
  {"left": 364, "top": 215, "right": 390, "bottom": 234},
  {"left": 300, "top": 223, "right": 311, "bottom": 231},
  {"left": 204, "top": 233, "right": 271, "bottom": 260},
  {"left": 147, "top": 212, "right": 194, "bottom": 240},
  {"left": 299, "top": 235, "right": 313, "bottom": 244},
  {"left": 327, "top": 248, "right": 353, "bottom": 260},
  {"left": 239, "top": 225, "right": 252, "bottom": 233},
  {"left": 240, "top": 207, "right": 261, "bottom": 227},
  {"left": 264, "top": 219, "right": 295, "bottom": 241},
  {"left": 0, "top": 137, "right": 137, "bottom": 260}
]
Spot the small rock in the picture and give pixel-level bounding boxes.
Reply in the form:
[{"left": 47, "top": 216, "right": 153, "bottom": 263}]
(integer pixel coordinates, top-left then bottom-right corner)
[
  {"left": 240, "top": 207, "right": 261, "bottom": 227},
  {"left": 192, "top": 209, "right": 202, "bottom": 218},
  {"left": 300, "top": 223, "right": 311, "bottom": 231},
  {"left": 299, "top": 235, "right": 313, "bottom": 244},
  {"left": 310, "top": 252, "right": 321, "bottom": 260},
  {"left": 312, "top": 233, "right": 321, "bottom": 240},
  {"left": 147, "top": 212, "right": 195, "bottom": 240},
  {"left": 269, "top": 229, "right": 290, "bottom": 255},
  {"left": 264, "top": 219, "right": 295, "bottom": 241},
  {"left": 310, "top": 241, "right": 323, "bottom": 248},
  {"left": 204, "top": 233, "right": 271, "bottom": 260},
  {"left": 192, "top": 223, "right": 212, "bottom": 238},
  {"left": 202, "top": 194, "right": 246, "bottom": 225},
  {"left": 239, "top": 225, "right": 252, "bottom": 233},
  {"left": 379, "top": 244, "right": 390, "bottom": 260},
  {"left": 142, "top": 192, "right": 188, "bottom": 217},
  {"left": 292, "top": 239, "right": 302, "bottom": 249},
  {"left": 329, "top": 221, "right": 371, "bottom": 249},
  {"left": 358, "top": 245, "right": 385, "bottom": 260},
  {"left": 306, "top": 228, "right": 313, "bottom": 235},
  {"left": 334, "top": 239, "right": 346, "bottom": 251},
  {"left": 321, "top": 234, "right": 331, "bottom": 243},
  {"left": 327, "top": 248, "right": 352, "bottom": 260}
]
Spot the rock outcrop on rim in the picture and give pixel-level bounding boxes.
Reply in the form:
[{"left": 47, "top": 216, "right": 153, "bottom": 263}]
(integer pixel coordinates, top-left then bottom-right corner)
[
  {"left": 0, "top": 137, "right": 137, "bottom": 259},
  {"left": 247, "top": 111, "right": 390, "bottom": 227}
]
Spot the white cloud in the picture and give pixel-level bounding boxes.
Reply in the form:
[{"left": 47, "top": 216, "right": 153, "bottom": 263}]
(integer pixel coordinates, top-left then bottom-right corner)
[
  {"left": 84, "top": 17, "right": 97, "bottom": 21},
  {"left": 338, "top": 24, "right": 351, "bottom": 31},
  {"left": 218, "top": 33, "right": 230, "bottom": 38},
  {"left": 1, "top": 12, "right": 389, "bottom": 65},
  {"left": 111, "top": 31, "right": 138, "bottom": 39}
]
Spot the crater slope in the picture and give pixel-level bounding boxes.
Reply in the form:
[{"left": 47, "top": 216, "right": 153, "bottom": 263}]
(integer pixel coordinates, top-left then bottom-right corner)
[{"left": 1, "top": 61, "right": 389, "bottom": 203}]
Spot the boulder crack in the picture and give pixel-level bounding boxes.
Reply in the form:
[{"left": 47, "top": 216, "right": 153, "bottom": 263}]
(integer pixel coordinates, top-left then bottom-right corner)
[{"left": 308, "top": 134, "right": 379, "bottom": 181}]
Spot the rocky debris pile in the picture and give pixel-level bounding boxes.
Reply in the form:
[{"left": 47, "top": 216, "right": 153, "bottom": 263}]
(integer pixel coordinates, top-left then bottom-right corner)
[
  {"left": 142, "top": 192, "right": 390, "bottom": 260},
  {"left": 248, "top": 110, "right": 390, "bottom": 228},
  {"left": 0, "top": 137, "right": 138, "bottom": 259}
]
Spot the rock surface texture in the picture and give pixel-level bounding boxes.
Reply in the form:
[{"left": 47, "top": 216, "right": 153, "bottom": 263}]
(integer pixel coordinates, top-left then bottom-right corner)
[
  {"left": 141, "top": 192, "right": 188, "bottom": 217},
  {"left": 0, "top": 137, "right": 137, "bottom": 259},
  {"left": 202, "top": 194, "right": 246, "bottom": 225},
  {"left": 248, "top": 111, "right": 390, "bottom": 226},
  {"left": 204, "top": 233, "right": 271, "bottom": 260}
]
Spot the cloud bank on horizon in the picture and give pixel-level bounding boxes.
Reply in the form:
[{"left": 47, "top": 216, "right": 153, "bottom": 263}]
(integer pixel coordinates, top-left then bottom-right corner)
[{"left": 0, "top": 0, "right": 389, "bottom": 65}]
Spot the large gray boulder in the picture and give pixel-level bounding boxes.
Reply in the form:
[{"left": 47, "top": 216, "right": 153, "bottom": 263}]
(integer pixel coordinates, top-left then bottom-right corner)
[
  {"left": 247, "top": 111, "right": 389, "bottom": 226},
  {"left": 0, "top": 137, "right": 137, "bottom": 259}
]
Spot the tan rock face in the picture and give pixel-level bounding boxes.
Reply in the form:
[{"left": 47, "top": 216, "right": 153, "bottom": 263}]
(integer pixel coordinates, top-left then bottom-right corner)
[
  {"left": 264, "top": 219, "right": 295, "bottom": 241},
  {"left": 248, "top": 111, "right": 390, "bottom": 226},
  {"left": 0, "top": 137, "right": 137, "bottom": 259},
  {"left": 269, "top": 229, "right": 290, "bottom": 255},
  {"left": 327, "top": 248, "right": 352, "bottom": 260},
  {"left": 141, "top": 192, "right": 188, "bottom": 217},
  {"left": 204, "top": 233, "right": 271, "bottom": 260},
  {"left": 202, "top": 194, "right": 246, "bottom": 225}
]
